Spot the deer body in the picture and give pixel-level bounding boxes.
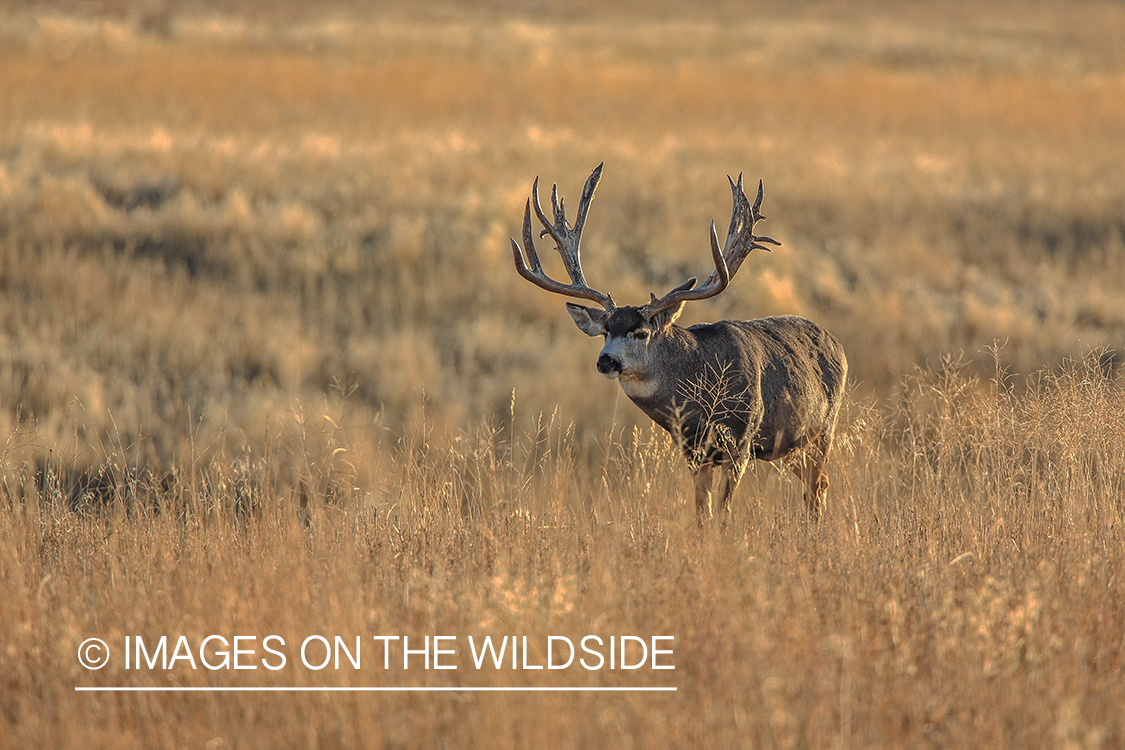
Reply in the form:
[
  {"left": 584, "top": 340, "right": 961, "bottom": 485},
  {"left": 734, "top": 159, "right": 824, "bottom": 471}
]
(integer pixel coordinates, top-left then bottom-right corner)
[
  {"left": 627, "top": 316, "right": 844, "bottom": 460},
  {"left": 512, "top": 164, "right": 847, "bottom": 521}
]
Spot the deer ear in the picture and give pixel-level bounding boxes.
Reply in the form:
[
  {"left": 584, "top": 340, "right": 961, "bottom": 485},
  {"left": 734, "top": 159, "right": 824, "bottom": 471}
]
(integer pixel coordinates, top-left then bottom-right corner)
[
  {"left": 566, "top": 303, "right": 609, "bottom": 337},
  {"left": 645, "top": 278, "right": 695, "bottom": 330},
  {"left": 648, "top": 302, "right": 685, "bottom": 330}
]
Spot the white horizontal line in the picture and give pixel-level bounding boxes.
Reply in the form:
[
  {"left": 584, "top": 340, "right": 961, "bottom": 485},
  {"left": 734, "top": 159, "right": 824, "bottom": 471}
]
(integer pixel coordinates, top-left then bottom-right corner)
[{"left": 76, "top": 686, "right": 676, "bottom": 692}]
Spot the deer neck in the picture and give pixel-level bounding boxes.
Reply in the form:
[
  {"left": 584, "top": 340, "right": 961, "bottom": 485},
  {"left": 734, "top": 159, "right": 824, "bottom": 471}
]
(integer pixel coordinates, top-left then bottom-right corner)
[{"left": 618, "top": 370, "right": 660, "bottom": 399}]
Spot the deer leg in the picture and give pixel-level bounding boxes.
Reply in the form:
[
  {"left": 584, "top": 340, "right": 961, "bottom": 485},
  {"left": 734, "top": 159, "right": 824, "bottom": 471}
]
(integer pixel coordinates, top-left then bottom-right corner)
[
  {"left": 808, "top": 429, "right": 835, "bottom": 520},
  {"left": 786, "top": 435, "right": 832, "bottom": 521},
  {"left": 693, "top": 463, "right": 716, "bottom": 524},
  {"left": 716, "top": 462, "right": 743, "bottom": 521},
  {"left": 784, "top": 457, "right": 815, "bottom": 519}
]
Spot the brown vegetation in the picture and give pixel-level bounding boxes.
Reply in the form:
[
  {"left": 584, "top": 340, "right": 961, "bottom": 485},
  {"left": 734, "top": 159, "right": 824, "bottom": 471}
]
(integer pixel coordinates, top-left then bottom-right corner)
[{"left": 1, "top": 1, "right": 1123, "bottom": 747}]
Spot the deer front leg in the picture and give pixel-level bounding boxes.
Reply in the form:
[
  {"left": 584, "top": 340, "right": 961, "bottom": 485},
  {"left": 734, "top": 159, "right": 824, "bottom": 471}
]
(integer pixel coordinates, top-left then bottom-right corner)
[{"left": 693, "top": 463, "right": 716, "bottom": 524}]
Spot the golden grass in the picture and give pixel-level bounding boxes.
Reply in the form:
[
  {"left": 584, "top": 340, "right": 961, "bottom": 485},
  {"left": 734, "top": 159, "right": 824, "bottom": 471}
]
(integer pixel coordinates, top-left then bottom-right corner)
[
  {"left": 2, "top": 2, "right": 1125, "bottom": 746},
  {"left": 3, "top": 3, "right": 1125, "bottom": 451},
  {"left": 3, "top": 355, "right": 1124, "bottom": 748}
]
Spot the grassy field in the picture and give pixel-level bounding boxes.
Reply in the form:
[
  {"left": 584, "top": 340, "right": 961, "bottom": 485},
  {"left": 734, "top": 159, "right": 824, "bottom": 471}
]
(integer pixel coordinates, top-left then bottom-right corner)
[{"left": 2, "top": 1, "right": 1124, "bottom": 747}]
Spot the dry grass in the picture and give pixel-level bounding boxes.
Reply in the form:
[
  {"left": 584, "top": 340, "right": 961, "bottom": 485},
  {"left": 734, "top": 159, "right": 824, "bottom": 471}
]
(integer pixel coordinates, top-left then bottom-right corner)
[
  {"left": 2, "top": 1, "right": 1124, "bottom": 747},
  {"left": 3, "top": 1, "right": 1125, "bottom": 452},
  {"left": 3, "top": 354, "right": 1123, "bottom": 748}
]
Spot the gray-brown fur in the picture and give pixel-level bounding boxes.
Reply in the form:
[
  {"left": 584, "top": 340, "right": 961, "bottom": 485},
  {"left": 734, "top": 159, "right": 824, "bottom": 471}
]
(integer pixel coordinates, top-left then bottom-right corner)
[
  {"left": 513, "top": 164, "right": 848, "bottom": 523},
  {"left": 631, "top": 316, "right": 845, "bottom": 461}
]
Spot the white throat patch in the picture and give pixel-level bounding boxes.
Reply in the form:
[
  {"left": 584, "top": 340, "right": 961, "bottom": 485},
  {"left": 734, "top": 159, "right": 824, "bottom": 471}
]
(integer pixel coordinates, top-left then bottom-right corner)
[{"left": 618, "top": 372, "right": 658, "bottom": 399}]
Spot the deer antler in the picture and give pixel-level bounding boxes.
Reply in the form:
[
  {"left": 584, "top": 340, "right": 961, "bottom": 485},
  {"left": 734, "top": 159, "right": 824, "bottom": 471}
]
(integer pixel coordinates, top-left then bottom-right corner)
[
  {"left": 641, "top": 174, "right": 779, "bottom": 319},
  {"left": 511, "top": 163, "right": 615, "bottom": 311}
]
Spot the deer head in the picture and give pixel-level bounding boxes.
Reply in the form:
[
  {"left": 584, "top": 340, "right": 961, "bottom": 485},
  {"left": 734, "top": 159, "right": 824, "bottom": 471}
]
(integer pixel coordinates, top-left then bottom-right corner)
[{"left": 511, "top": 163, "right": 780, "bottom": 385}]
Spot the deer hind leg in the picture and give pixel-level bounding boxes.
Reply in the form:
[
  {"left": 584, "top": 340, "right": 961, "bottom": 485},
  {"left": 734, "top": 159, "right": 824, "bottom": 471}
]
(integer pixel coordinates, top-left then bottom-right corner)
[
  {"left": 693, "top": 463, "right": 716, "bottom": 525},
  {"left": 786, "top": 432, "right": 833, "bottom": 521}
]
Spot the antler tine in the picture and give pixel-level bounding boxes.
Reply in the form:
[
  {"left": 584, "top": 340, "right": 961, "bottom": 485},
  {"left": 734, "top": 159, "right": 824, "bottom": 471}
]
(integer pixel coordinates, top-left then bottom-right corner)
[
  {"left": 750, "top": 180, "right": 780, "bottom": 248},
  {"left": 723, "top": 173, "right": 746, "bottom": 255},
  {"left": 709, "top": 176, "right": 781, "bottom": 281},
  {"left": 512, "top": 164, "right": 614, "bottom": 311},
  {"left": 521, "top": 199, "right": 543, "bottom": 274},
  {"left": 572, "top": 161, "right": 602, "bottom": 237},
  {"left": 642, "top": 175, "right": 780, "bottom": 320},
  {"left": 550, "top": 182, "right": 565, "bottom": 228}
]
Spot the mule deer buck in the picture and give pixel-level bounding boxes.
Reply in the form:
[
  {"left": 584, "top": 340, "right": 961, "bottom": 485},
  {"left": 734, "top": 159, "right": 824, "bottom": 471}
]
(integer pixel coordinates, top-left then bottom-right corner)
[{"left": 511, "top": 163, "right": 847, "bottom": 522}]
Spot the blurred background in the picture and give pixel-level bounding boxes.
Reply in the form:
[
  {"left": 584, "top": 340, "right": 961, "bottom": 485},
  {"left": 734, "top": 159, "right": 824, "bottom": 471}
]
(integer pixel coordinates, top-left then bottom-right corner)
[{"left": 2, "top": 0, "right": 1124, "bottom": 473}]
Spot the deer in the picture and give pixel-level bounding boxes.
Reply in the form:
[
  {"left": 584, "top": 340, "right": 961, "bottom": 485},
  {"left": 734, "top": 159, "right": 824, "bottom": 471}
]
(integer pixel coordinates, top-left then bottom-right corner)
[{"left": 511, "top": 163, "right": 847, "bottom": 523}]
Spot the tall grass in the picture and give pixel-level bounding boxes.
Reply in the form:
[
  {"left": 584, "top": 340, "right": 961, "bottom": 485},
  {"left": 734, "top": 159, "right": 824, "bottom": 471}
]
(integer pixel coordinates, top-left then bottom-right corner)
[
  {"left": 2, "top": 352, "right": 1122, "bottom": 748},
  {"left": 3, "top": 1, "right": 1125, "bottom": 467},
  {"left": 2, "top": 2, "right": 1125, "bottom": 747}
]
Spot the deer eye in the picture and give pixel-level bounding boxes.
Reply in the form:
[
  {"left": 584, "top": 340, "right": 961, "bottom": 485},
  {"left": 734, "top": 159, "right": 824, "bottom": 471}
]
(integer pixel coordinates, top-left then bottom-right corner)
[{"left": 632, "top": 329, "right": 649, "bottom": 340}]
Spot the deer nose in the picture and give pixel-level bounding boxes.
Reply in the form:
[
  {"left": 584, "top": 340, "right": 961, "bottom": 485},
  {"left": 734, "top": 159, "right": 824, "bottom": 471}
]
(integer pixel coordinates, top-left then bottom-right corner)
[{"left": 597, "top": 353, "right": 622, "bottom": 375}]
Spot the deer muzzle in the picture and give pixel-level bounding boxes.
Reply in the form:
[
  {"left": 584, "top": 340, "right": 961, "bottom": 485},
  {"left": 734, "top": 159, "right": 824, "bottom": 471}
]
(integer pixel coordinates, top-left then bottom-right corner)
[{"left": 596, "top": 353, "right": 623, "bottom": 378}]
